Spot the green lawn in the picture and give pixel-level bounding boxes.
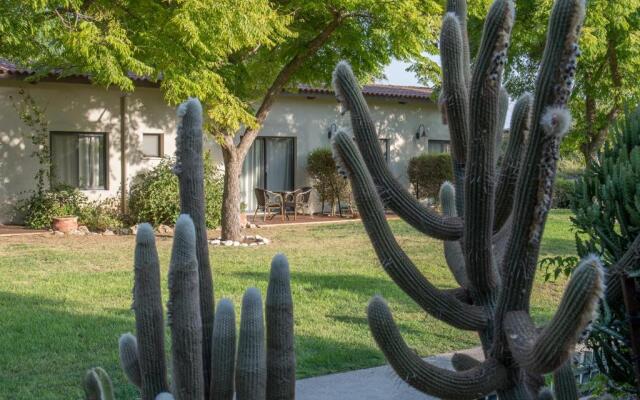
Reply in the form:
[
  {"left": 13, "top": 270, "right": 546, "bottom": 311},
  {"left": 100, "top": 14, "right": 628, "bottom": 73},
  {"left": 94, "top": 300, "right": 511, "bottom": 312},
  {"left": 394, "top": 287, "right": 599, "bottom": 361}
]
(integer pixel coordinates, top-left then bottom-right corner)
[{"left": 0, "top": 210, "right": 576, "bottom": 399}]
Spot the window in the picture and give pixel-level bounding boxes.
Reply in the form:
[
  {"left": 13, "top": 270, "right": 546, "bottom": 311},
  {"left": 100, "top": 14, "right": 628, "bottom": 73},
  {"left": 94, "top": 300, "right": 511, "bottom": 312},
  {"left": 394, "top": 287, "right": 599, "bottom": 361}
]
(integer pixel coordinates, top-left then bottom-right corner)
[
  {"left": 142, "top": 133, "right": 163, "bottom": 158},
  {"left": 428, "top": 139, "right": 451, "bottom": 154},
  {"left": 379, "top": 138, "right": 390, "bottom": 163},
  {"left": 50, "top": 132, "right": 107, "bottom": 190}
]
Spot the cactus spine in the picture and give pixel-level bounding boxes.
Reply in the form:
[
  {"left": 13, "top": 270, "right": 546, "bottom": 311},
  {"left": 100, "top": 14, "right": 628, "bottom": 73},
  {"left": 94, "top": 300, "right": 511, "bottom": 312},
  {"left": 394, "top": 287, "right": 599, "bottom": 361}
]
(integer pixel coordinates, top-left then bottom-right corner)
[
  {"left": 331, "top": 0, "right": 598, "bottom": 397},
  {"left": 84, "top": 99, "right": 295, "bottom": 400}
]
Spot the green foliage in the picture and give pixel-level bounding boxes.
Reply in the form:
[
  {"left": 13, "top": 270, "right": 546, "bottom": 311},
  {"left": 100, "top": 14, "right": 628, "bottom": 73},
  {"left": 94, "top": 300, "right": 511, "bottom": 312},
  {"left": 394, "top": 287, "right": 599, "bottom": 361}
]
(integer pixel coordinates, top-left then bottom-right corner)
[
  {"left": 552, "top": 177, "right": 575, "bottom": 209},
  {"left": 128, "top": 156, "right": 223, "bottom": 228},
  {"left": 16, "top": 185, "right": 87, "bottom": 229},
  {"left": 571, "top": 106, "right": 640, "bottom": 395},
  {"left": 480, "top": 0, "right": 640, "bottom": 159},
  {"left": 306, "top": 148, "right": 350, "bottom": 213},
  {"left": 79, "top": 198, "right": 124, "bottom": 232},
  {"left": 407, "top": 153, "right": 453, "bottom": 200},
  {"left": 538, "top": 255, "right": 580, "bottom": 282},
  {"left": 1, "top": 0, "right": 290, "bottom": 131}
]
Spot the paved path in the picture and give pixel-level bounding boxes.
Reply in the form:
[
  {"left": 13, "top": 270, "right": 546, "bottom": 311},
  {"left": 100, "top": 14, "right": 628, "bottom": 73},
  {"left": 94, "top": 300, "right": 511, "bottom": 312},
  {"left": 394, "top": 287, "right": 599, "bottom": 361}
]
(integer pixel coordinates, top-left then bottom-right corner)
[{"left": 296, "top": 347, "right": 485, "bottom": 400}]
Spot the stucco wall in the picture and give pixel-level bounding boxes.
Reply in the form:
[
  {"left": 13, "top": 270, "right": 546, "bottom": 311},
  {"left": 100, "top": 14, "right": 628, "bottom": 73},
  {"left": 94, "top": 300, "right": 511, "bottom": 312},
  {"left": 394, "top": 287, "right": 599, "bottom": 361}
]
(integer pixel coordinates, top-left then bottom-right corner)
[{"left": 0, "top": 80, "right": 447, "bottom": 223}]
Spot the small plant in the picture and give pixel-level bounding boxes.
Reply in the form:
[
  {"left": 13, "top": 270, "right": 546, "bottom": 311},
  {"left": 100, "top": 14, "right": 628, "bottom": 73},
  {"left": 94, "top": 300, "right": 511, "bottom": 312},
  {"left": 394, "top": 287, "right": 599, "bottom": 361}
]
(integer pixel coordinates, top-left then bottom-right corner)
[
  {"left": 407, "top": 152, "right": 453, "bottom": 200},
  {"left": 306, "top": 148, "right": 350, "bottom": 214},
  {"left": 128, "top": 155, "right": 223, "bottom": 228},
  {"left": 79, "top": 197, "right": 124, "bottom": 232}
]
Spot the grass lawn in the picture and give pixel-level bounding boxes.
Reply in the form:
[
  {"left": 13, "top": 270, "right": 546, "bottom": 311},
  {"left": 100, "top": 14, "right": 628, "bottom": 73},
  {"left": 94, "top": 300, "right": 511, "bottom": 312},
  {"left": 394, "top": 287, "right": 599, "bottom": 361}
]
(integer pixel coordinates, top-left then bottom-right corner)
[{"left": 0, "top": 210, "right": 576, "bottom": 399}]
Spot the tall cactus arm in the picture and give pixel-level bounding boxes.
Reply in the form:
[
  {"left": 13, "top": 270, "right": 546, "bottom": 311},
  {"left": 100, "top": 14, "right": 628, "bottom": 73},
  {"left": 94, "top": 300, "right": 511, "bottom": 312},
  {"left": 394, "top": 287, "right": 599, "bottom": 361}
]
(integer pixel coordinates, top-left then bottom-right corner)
[
  {"left": 266, "top": 254, "right": 296, "bottom": 400},
  {"left": 464, "top": 0, "right": 514, "bottom": 304},
  {"left": 332, "top": 62, "right": 463, "bottom": 241},
  {"left": 332, "top": 130, "right": 487, "bottom": 330},
  {"left": 446, "top": 0, "right": 471, "bottom": 89},
  {"left": 132, "top": 223, "right": 169, "bottom": 399},
  {"left": 155, "top": 394, "right": 175, "bottom": 400},
  {"left": 503, "top": 256, "right": 603, "bottom": 374},
  {"left": 210, "top": 299, "right": 236, "bottom": 400},
  {"left": 451, "top": 352, "right": 482, "bottom": 372},
  {"left": 604, "top": 233, "right": 640, "bottom": 306},
  {"left": 175, "top": 97, "right": 214, "bottom": 392},
  {"left": 495, "top": 87, "right": 510, "bottom": 163},
  {"left": 167, "top": 214, "right": 205, "bottom": 400},
  {"left": 84, "top": 367, "right": 115, "bottom": 400},
  {"left": 440, "top": 13, "right": 469, "bottom": 167},
  {"left": 494, "top": 94, "right": 532, "bottom": 231},
  {"left": 538, "top": 389, "right": 554, "bottom": 400},
  {"left": 440, "top": 182, "right": 468, "bottom": 287},
  {"left": 118, "top": 333, "right": 142, "bottom": 388},
  {"left": 367, "top": 296, "right": 508, "bottom": 399},
  {"left": 553, "top": 358, "right": 579, "bottom": 400},
  {"left": 495, "top": 0, "right": 586, "bottom": 349},
  {"left": 236, "top": 288, "right": 267, "bottom": 400}
]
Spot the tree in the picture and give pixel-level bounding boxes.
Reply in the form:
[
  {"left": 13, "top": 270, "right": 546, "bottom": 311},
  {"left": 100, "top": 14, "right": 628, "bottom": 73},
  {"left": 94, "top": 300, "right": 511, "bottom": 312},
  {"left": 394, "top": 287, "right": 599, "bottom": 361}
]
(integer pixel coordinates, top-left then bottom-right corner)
[
  {"left": 0, "top": 1, "right": 289, "bottom": 121},
  {"left": 475, "top": 0, "right": 640, "bottom": 161},
  {"left": 214, "top": 0, "right": 444, "bottom": 241}
]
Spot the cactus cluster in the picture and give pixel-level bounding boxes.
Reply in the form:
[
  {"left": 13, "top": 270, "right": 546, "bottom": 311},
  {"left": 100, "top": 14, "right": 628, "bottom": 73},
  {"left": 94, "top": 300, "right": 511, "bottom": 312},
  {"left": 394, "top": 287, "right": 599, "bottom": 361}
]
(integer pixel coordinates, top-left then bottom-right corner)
[
  {"left": 83, "top": 99, "right": 295, "bottom": 400},
  {"left": 330, "top": 0, "right": 607, "bottom": 398}
]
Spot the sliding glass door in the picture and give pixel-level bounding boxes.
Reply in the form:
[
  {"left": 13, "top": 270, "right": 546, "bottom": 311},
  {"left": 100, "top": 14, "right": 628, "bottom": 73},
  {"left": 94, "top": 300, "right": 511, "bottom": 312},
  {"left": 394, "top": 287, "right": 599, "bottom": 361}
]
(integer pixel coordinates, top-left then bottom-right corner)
[{"left": 241, "top": 137, "right": 295, "bottom": 211}]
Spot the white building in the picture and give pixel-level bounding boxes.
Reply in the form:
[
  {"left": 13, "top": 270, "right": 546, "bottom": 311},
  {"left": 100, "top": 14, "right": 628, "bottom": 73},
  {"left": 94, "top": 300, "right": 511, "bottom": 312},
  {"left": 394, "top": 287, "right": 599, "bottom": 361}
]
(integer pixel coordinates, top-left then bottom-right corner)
[{"left": 0, "top": 61, "right": 451, "bottom": 223}]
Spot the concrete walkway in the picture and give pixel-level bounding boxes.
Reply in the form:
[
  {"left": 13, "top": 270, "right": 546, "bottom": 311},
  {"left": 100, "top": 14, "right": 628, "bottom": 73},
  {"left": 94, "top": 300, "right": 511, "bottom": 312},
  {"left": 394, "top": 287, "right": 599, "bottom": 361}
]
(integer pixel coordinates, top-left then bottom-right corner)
[{"left": 296, "top": 347, "right": 485, "bottom": 400}]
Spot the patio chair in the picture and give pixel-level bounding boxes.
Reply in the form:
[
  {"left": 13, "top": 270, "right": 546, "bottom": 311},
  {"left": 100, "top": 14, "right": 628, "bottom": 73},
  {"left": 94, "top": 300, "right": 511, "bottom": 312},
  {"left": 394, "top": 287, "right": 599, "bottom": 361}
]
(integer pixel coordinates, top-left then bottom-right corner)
[
  {"left": 284, "top": 186, "right": 313, "bottom": 221},
  {"left": 253, "top": 188, "right": 284, "bottom": 222}
]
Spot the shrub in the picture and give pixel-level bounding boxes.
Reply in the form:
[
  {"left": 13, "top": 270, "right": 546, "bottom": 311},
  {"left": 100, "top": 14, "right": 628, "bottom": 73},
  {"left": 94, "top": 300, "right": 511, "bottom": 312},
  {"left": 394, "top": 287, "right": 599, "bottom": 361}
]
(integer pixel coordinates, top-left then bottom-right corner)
[
  {"left": 307, "top": 148, "right": 350, "bottom": 213},
  {"left": 16, "top": 184, "right": 87, "bottom": 229},
  {"left": 79, "top": 197, "right": 124, "bottom": 232},
  {"left": 407, "top": 153, "right": 453, "bottom": 200},
  {"left": 128, "top": 155, "right": 223, "bottom": 228},
  {"left": 552, "top": 177, "right": 574, "bottom": 209},
  {"left": 571, "top": 106, "right": 640, "bottom": 396}
]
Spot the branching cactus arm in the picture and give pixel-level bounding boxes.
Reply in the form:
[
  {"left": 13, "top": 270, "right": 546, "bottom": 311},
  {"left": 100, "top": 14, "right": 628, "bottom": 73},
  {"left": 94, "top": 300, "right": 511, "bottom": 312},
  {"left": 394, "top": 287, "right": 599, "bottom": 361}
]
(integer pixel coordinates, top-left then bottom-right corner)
[
  {"left": 367, "top": 296, "right": 507, "bottom": 399},
  {"left": 210, "top": 299, "right": 236, "bottom": 400},
  {"left": 553, "top": 358, "right": 580, "bottom": 400},
  {"left": 167, "top": 214, "right": 205, "bottom": 399},
  {"left": 175, "top": 98, "right": 214, "bottom": 392},
  {"left": 494, "top": 93, "right": 532, "bottom": 231},
  {"left": 132, "top": 223, "right": 169, "bottom": 399},
  {"left": 118, "top": 333, "right": 142, "bottom": 388},
  {"left": 266, "top": 254, "right": 296, "bottom": 400},
  {"left": 236, "top": 288, "right": 267, "bottom": 400},
  {"left": 332, "top": 62, "right": 464, "bottom": 241},
  {"left": 332, "top": 130, "right": 487, "bottom": 331},
  {"left": 84, "top": 367, "right": 115, "bottom": 400}
]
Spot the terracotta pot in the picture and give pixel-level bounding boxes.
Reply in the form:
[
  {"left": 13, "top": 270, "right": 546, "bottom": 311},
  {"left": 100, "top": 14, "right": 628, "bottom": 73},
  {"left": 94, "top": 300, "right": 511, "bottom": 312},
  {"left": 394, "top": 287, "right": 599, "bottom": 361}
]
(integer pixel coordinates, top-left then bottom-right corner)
[{"left": 52, "top": 216, "right": 78, "bottom": 233}]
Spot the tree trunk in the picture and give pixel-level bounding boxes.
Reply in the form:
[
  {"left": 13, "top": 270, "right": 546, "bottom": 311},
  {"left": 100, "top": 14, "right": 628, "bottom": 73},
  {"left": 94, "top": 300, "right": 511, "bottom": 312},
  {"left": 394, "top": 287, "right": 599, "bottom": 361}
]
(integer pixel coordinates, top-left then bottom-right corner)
[{"left": 221, "top": 145, "right": 243, "bottom": 241}]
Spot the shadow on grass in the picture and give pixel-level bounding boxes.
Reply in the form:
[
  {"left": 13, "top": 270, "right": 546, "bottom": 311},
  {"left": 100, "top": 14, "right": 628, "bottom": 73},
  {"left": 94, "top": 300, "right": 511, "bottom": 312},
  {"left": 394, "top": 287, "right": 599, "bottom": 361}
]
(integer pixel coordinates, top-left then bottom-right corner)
[{"left": 0, "top": 291, "right": 137, "bottom": 400}]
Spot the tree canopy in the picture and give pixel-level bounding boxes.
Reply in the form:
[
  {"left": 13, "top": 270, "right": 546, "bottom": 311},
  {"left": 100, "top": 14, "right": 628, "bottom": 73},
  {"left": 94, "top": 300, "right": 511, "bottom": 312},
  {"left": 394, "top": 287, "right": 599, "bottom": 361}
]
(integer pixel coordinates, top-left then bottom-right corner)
[
  {"left": 0, "top": 0, "right": 290, "bottom": 127},
  {"left": 468, "top": 0, "right": 640, "bottom": 160}
]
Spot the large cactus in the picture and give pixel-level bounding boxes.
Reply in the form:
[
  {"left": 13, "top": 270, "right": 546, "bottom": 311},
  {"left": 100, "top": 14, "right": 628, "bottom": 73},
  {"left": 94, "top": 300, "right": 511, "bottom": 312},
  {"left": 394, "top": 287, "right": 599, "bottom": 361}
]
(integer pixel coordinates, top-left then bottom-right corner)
[
  {"left": 330, "top": 0, "right": 605, "bottom": 398},
  {"left": 84, "top": 99, "right": 296, "bottom": 400}
]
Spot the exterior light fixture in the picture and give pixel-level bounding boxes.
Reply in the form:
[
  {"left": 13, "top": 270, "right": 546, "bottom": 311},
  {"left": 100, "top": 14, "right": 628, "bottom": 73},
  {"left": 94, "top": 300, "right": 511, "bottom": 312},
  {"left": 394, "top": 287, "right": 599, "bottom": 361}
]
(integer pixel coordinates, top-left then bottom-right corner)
[
  {"left": 416, "top": 124, "right": 427, "bottom": 140},
  {"left": 328, "top": 123, "right": 338, "bottom": 140}
]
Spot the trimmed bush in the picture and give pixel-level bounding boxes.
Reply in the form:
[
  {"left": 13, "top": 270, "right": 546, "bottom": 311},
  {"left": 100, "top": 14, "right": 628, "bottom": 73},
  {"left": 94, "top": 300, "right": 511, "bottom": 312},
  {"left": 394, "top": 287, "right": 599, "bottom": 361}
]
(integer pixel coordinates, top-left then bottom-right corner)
[
  {"left": 307, "top": 148, "right": 350, "bottom": 214},
  {"left": 407, "top": 153, "right": 453, "bottom": 200},
  {"left": 128, "top": 155, "right": 223, "bottom": 228}
]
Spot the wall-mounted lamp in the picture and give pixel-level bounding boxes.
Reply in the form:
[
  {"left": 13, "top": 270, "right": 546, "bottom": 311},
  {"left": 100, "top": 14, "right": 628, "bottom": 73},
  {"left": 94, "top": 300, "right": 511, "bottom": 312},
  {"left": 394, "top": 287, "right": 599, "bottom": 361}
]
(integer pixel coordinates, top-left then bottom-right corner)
[
  {"left": 328, "top": 123, "right": 338, "bottom": 140},
  {"left": 415, "top": 124, "right": 427, "bottom": 140}
]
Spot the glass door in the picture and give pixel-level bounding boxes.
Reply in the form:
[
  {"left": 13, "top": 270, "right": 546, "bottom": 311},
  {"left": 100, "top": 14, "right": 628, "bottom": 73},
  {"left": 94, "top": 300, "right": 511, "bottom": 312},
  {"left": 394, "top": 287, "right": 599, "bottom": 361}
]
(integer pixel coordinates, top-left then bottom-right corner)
[{"left": 241, "top": 137, "right": 295, "bottom": 211}]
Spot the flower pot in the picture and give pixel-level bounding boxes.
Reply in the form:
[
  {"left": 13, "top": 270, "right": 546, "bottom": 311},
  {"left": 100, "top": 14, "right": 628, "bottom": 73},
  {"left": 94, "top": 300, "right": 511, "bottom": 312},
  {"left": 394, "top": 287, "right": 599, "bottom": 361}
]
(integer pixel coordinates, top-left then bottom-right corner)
[{"left": 52, "top": 216, "right": 78, "bottom": 233}]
